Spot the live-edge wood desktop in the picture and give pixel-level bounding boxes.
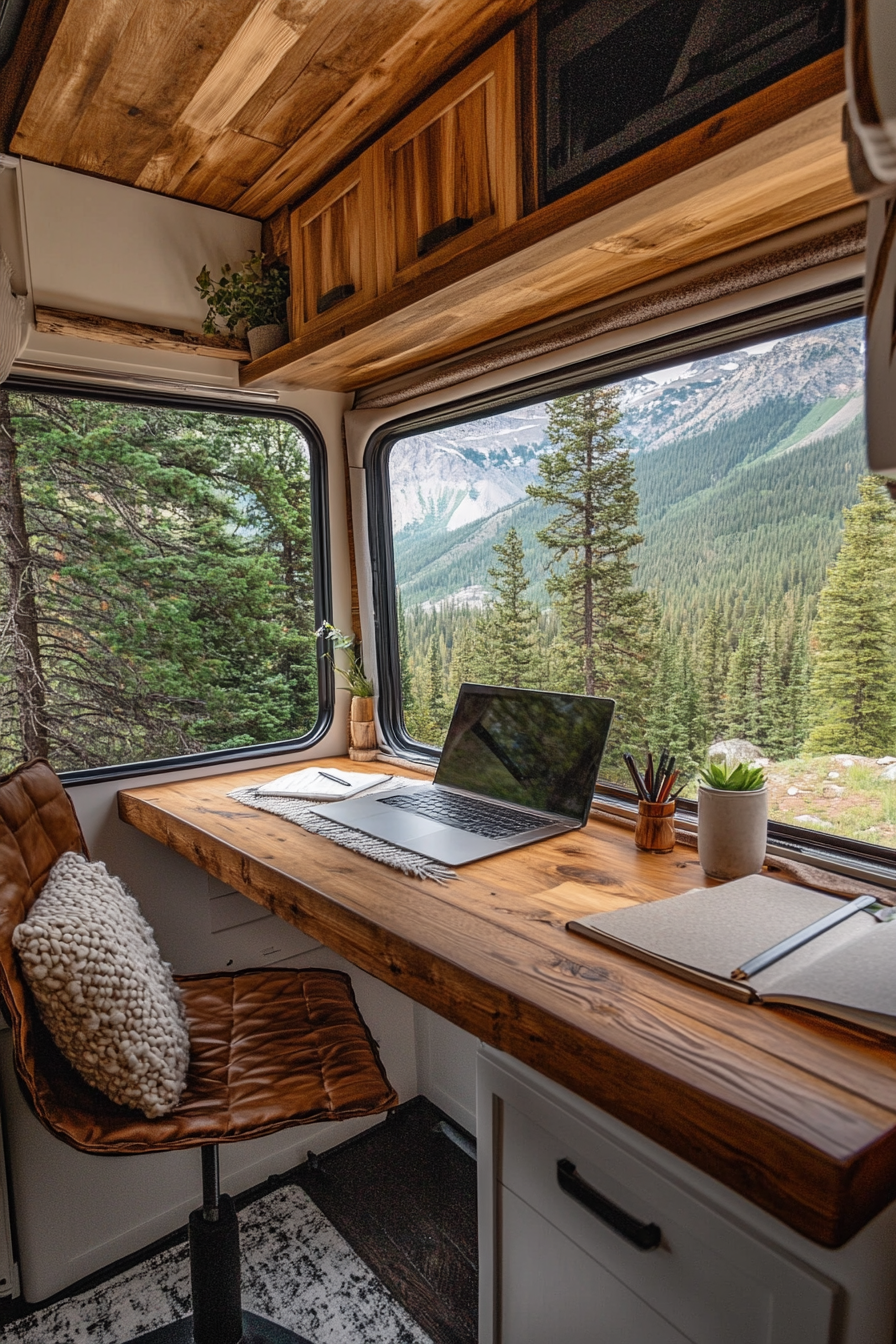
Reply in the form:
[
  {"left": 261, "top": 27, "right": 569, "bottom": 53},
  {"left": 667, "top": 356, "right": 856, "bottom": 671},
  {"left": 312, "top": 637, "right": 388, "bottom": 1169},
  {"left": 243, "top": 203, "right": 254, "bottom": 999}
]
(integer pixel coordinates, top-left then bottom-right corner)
[{"left": 118, "top": 757, "right": 896, "bottom": 1250}]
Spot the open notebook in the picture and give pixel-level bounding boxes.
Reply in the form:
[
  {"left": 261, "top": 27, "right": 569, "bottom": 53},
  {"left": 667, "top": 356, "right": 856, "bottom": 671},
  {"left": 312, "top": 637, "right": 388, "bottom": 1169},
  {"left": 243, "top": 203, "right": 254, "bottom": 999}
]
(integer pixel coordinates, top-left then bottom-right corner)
[{"left": 569, "top": 874, "right": 896, "bottom": 1036}]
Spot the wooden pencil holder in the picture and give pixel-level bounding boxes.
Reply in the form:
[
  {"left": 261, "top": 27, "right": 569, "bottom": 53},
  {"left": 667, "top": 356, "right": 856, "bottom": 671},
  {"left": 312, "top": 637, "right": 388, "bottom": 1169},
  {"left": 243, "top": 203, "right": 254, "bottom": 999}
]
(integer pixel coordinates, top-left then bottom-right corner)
[{"left": 635, "top": 799, "right": 676, "bottom": 853}]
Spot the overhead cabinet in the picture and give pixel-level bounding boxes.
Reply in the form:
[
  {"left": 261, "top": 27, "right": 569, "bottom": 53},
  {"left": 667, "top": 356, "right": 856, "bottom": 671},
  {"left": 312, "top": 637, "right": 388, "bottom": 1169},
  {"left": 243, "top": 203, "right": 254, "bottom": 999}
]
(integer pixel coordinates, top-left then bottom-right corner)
[
  {"left": 289, "top": 32, "right": 518, "bottom": 343},
  {"left": 373, "top": 34, "right": 518, "bottom": 290}
]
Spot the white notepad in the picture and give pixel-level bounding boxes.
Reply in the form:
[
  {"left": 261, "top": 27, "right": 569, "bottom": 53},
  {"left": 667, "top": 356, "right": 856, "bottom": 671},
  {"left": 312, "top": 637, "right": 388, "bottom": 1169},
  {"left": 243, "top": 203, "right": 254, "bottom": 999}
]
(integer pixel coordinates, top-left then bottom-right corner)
[{"left": 255, "top": 767, "right": 391, "bottom": 802}]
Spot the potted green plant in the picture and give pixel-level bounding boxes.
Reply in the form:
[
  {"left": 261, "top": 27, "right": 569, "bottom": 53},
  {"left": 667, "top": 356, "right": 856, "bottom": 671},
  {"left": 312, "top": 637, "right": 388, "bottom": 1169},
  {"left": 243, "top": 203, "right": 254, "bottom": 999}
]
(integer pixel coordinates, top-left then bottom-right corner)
[
  {"left": 317, "top": 622, "right": 378, "bottom": 761},
  {"left": 696, "top": 759, "right": 768, "bottom": 880},
  {"left": 195, "top": 251, "right": 290, "bottom": 360}
]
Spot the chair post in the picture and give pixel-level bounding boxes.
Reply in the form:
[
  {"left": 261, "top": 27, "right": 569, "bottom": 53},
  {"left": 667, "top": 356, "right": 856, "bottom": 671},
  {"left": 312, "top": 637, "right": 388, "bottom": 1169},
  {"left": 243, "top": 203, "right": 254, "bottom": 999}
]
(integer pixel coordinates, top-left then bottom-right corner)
[{"left": 188, "top": 1145, "right": 244, "bottom": 1344}]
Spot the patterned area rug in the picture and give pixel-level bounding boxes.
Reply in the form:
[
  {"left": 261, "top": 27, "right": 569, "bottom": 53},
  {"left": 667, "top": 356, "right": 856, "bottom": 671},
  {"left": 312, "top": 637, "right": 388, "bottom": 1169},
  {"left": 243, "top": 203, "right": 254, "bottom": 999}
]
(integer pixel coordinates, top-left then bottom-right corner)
[{"left": 0, "top": 1186, "right": 432, "bottom": 1344}]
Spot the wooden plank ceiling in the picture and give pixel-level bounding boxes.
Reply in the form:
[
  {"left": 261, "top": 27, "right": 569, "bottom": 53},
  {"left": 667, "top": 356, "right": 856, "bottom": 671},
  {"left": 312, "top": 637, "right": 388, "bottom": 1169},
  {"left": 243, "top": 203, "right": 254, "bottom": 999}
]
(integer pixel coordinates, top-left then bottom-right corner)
[{"left": 10, "top": 0, "right": 533, "bottom": 219}]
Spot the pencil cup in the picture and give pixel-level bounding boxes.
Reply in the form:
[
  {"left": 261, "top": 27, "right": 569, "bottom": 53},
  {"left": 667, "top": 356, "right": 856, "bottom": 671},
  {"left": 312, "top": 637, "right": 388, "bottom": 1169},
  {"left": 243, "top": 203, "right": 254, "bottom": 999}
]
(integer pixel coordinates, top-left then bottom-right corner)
[{"left": 635, "top": 800, "right": 676, "bottom": 853}]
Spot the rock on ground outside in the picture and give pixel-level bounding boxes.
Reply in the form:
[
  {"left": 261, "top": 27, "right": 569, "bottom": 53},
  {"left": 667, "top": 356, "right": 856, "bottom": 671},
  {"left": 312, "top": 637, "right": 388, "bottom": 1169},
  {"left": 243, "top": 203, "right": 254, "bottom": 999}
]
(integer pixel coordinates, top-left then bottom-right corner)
[{"left": 707, "top": 739, "right": 764, "bottom": 769}]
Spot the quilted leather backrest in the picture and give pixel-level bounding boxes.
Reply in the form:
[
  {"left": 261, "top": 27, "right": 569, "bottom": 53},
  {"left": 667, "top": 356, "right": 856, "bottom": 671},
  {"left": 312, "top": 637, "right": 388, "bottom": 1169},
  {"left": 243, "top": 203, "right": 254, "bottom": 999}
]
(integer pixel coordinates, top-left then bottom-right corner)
[{"left": 0, "top": 759, "right": 87, "bottom": 1114}]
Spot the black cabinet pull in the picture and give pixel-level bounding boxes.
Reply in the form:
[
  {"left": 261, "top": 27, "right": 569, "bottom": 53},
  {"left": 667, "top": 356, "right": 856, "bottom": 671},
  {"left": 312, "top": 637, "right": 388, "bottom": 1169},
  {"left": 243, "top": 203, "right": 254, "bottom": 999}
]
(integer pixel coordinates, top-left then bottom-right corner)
[
  {"left": 557, "top": 1159, "right": 661, "bottom": 1251},
  {"left": 317, "top": 282, "right": 355, "bottom": 315},
  {"left": 417, "top": 215, "right": 473, "bottom": 258}
]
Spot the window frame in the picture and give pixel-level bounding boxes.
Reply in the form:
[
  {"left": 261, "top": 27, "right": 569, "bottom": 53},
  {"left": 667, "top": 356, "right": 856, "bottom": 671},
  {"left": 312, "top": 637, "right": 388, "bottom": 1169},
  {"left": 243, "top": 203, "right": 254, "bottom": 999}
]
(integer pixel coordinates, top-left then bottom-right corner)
[
  {"left": 3, "top": 374, "right": 335, "bottom": 785},
  {"left": 364, "top": 276, "right": 896, "bottom": 882}
]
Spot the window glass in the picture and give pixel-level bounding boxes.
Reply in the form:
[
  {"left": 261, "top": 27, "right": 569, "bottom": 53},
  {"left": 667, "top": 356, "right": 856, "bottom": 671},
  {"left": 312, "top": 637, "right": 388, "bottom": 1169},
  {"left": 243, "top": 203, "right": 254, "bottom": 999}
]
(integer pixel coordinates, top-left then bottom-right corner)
[
  {"left": 388, "top": 316, "right": 896, "bottom": 849},
  {"left": 0, "top": 390, "right": 320, "bottom": 773}
]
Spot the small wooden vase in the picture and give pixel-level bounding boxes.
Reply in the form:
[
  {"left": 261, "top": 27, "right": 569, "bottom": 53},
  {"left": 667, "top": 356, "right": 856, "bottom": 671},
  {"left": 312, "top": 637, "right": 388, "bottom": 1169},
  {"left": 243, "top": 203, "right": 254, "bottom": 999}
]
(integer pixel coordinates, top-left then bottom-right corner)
[
  {"left": 635, "top": 799, "right": 676, "bottom": 853},
  {"left": 348, "top": 695, "right": 379, "bottom": 762}
]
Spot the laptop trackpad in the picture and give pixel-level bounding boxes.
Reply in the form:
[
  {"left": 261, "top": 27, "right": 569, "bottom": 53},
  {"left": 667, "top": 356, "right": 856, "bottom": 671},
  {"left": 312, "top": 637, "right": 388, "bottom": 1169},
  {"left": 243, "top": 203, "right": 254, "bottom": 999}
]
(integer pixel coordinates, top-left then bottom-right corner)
[{"left": 322, "top": 799, "right": 443, "bottom": 843}]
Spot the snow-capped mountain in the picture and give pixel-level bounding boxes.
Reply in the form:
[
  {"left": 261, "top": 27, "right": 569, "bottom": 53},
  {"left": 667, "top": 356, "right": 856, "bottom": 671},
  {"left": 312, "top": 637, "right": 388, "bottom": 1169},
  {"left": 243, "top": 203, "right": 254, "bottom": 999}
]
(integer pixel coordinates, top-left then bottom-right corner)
[{"left": 388, "top": 319, "right": 865, "bottom": 539}]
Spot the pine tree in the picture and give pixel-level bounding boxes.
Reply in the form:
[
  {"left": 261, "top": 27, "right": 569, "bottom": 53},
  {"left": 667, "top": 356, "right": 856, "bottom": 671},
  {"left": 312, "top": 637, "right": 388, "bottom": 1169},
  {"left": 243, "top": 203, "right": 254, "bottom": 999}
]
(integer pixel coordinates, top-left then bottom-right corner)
[
  {"left": 527, "top": 387, "right": 654, "bottom": 755},
  {"left": 805, "top": 476, "right": 896, "bottom": 754},
  {"left": 477, "top": 527, "right": 540, "bottom": 687},
  {"left": 725, "top": 610, "right": 767, "bottom": 744},
  {"left": 697, "top": 605, "right": 728, "bottom": 743},
  {"left": 396, "top": 590, "right": 414, "bottom": 714}
]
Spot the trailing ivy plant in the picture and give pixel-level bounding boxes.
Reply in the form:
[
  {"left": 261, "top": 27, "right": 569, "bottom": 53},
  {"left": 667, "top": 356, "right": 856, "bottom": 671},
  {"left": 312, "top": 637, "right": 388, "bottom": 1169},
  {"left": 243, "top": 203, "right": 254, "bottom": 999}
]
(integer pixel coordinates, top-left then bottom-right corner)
[
  {"left": 316, "top": 622, "right": 374, "bottom": 697},
  {"left": 698, "top": 760, "right": 766, "bottom": 791},
  {"left": 196, "top": 251, "right": 289, "bottom": 335}
]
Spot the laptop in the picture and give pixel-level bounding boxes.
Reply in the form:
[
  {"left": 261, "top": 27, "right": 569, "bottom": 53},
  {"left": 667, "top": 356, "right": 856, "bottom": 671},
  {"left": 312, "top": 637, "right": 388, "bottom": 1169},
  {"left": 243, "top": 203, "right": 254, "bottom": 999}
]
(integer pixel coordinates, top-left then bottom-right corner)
[{"left": 310, "top": 683, "right": 615, "bottom": 865}]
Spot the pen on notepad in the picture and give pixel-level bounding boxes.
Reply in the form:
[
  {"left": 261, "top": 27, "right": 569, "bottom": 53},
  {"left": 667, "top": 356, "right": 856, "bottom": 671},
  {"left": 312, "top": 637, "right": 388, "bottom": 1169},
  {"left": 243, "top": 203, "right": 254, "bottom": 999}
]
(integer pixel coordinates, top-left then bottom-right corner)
[{"left": 317, "top": 770, "right": 351, "bottom": 787}]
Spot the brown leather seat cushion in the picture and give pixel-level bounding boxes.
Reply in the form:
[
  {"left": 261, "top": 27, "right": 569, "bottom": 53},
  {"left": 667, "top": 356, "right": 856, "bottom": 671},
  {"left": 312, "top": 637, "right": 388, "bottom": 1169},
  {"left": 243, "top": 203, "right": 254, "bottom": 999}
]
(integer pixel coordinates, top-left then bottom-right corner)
[
  {"left": 0, "top": 761, "right": 397, "bottom": 1154},
  {"left": 29, "top": 968, "right": 398, "bottom": 1153}
]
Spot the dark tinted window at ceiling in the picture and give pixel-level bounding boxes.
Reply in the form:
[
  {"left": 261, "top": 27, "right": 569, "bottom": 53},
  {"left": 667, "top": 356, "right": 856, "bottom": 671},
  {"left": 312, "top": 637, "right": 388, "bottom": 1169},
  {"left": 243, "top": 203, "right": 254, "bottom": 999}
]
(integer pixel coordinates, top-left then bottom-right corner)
[
  {"left": 539, "top": 0, "right": 844, "bottom": 203},
  {"left": 0, "top": 0, "right": 28, "bottom": 65}
]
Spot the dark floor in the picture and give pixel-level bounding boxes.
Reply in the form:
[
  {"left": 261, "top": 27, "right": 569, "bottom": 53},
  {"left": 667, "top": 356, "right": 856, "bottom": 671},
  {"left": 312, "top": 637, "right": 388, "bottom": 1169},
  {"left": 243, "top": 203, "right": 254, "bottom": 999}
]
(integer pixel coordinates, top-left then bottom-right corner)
[{"left": 0, "top": 1096, "right": 478, "bottom": 1344}]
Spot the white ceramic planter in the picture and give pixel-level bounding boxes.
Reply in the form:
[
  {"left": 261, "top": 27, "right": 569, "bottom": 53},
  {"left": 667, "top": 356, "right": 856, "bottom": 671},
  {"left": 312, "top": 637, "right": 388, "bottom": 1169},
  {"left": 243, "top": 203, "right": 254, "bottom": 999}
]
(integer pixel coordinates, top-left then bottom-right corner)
[
  {"left": 697, "top": 784, "right": 768, "bottom": 880},
  {"left": 247, "top": 322, "right": 287, "bottom": 359}
]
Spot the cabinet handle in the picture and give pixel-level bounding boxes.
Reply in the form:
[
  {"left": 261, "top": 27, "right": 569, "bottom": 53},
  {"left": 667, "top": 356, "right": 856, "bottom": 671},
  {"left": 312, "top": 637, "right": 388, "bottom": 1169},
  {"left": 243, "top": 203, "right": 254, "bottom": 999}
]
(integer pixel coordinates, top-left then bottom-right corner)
[
  {"left": 417, "top": 216, "right": 473, "bottom": 258},
  {"left": 557, "top": 1159, "right": 661, "bottom": 1251},
  {"left": 317, "top": 282, "right": 355, "bottom": 315}
]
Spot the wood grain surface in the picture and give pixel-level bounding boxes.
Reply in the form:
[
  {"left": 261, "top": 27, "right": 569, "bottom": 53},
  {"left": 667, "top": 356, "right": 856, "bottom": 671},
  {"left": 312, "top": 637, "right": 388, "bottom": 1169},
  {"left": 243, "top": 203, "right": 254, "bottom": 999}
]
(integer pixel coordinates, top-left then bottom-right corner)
[
  {"left": 10, "top": 0, "right": 533, "bottom": 215},
  {"left": 244, "top": 75, "right": 855, "bottom": 392},
  {"left": 33, "top": 307, "right": 251, "bottom": 360},
  {"left": 119, "top": 758, "right": 896, "bottom": 1247}
]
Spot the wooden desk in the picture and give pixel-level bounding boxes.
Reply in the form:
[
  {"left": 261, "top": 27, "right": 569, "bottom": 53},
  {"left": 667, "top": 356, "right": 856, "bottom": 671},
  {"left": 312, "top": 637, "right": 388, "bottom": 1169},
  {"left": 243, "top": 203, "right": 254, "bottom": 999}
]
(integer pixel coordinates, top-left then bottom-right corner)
[{"left": 119, "top": 758, "right": 896, "bottom": 1249}]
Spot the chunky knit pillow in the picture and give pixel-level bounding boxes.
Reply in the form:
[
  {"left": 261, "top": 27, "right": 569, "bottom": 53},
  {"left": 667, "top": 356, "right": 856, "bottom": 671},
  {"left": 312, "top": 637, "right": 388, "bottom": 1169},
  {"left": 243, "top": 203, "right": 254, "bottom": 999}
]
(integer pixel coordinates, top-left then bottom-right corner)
[{"left": 13, "top": 852, "right": 190, "bottom": 1118}]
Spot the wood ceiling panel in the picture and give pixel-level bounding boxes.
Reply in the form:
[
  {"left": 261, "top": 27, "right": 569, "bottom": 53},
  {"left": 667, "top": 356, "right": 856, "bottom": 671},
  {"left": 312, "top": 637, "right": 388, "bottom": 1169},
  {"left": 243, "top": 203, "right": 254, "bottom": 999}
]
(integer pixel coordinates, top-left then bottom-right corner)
[
  {"left": 11, "top": 0, "right": 532, "bottom": 218},
  {"left": 11, "top": 0, "right": 141, "bottom": 165},
  {"left": 12, "top": 0, "right": 262, "bottom": 178},
  {"left": 234, "top": 0, "right": 430, "bottom": 150}
]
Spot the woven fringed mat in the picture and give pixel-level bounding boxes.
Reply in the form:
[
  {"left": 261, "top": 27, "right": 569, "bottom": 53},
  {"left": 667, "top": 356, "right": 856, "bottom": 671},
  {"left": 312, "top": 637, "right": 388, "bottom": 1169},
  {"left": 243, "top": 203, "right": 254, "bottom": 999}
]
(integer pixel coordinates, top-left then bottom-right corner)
[{"left": 228, "top": 778, "right": 458, "bottom": 884}]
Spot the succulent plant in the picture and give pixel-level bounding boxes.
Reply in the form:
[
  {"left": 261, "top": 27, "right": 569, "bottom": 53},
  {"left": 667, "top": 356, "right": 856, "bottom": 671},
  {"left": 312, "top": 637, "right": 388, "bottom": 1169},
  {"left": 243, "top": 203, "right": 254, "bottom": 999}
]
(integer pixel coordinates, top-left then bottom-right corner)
[{"left": 698, "top": 760, "right": 766, "bottom": 791}]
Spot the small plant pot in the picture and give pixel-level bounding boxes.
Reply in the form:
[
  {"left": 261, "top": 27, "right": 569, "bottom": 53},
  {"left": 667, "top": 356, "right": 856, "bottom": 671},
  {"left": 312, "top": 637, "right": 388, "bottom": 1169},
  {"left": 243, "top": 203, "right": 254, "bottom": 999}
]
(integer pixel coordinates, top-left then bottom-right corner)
[
  {"left": 635, "top": 800, "right": 676, "bottom": 853},
  {"left": 247, "top": 322, "right": 287, "bottom": 360},
  {"left": 348, "top": 695, "right": 378, "bottom": 762},
  {"left": 697, "top": 784, "right": 768, "bottom": 880}
]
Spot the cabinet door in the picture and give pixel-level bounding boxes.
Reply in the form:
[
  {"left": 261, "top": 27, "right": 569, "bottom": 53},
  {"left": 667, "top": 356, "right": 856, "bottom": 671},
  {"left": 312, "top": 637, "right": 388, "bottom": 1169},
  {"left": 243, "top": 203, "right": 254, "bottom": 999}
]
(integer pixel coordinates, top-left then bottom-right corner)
[
  {"left": 374, "top": 32, "right": 517, "bottom": 291},
  {"left": 500, "top": 1186, "right": 692, "bottom": 1344},
  {"left": 290, "top": 153, "right": 377, "bottom": 338}
]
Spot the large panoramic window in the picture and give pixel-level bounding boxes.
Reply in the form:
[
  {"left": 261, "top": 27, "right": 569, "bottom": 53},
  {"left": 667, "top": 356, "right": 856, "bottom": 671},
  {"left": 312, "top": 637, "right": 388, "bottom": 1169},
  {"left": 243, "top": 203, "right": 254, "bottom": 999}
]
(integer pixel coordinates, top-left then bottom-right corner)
[
  {"left": 0, "top": 388, "right": 325, "bottom": 776},
  {"left": 387, "top": 315, "right": 896, "bottom": 850}
]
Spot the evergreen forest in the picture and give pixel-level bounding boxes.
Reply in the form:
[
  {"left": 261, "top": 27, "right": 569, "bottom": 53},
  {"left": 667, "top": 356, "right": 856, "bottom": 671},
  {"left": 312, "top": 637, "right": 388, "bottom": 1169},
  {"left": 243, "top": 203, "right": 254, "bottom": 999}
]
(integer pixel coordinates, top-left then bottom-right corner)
[{"left": 0, "top": 391, "right": 319, "bottom": 773}]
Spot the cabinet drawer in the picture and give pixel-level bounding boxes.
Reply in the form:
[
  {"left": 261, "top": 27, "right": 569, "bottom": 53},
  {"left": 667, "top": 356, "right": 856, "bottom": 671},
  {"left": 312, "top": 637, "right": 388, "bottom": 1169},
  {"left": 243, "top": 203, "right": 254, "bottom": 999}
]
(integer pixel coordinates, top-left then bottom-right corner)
[
  {"left": 374, "top": 33, "right": 517, "bottom": 290},
  {"left": 290, "top": 154, "right": 377, "bottom": 337},
  {"left": 484, "top": 1056, "right": 837, "bottom": 1344}
]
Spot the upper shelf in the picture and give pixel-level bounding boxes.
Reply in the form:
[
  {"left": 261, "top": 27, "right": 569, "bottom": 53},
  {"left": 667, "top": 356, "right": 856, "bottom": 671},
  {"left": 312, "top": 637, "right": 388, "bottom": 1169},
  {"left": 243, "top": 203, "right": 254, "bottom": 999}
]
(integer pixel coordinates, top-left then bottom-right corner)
[{"left": 242, "top": 53, "right": 856, "bottom": 395}]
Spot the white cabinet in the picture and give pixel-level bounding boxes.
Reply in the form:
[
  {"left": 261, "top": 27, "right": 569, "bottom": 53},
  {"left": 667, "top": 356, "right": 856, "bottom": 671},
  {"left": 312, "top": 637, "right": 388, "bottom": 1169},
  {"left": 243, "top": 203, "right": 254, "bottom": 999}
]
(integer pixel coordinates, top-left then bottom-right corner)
[{"left": 478, "top": 1046, "right": 896, "bottom": 1344}]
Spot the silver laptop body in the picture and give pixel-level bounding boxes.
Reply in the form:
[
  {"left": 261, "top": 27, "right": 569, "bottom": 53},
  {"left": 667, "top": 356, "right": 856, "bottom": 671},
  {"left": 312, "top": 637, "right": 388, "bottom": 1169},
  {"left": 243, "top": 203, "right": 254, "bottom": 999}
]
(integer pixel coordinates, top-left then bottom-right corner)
[{"left": 310, "top": 683, "right": 616, "bottom": 866}]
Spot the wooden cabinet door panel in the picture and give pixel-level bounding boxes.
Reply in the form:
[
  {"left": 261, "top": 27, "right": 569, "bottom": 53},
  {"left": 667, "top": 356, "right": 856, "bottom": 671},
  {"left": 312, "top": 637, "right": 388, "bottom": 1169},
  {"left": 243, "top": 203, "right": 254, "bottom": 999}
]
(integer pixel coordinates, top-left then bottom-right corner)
[
  {"left": 290, "top": 153, "right": 377, "bottom": 337},
  {"left": 376, "top": 32, "right": 517, "bottom": 289}
]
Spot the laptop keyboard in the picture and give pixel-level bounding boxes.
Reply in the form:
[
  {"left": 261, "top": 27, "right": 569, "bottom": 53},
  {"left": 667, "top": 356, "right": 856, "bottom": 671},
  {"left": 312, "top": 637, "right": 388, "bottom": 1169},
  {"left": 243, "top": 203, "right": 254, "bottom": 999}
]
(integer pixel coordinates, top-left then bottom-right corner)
[{"left": 377, "top": 791, "right": 549, "bottom": 838}]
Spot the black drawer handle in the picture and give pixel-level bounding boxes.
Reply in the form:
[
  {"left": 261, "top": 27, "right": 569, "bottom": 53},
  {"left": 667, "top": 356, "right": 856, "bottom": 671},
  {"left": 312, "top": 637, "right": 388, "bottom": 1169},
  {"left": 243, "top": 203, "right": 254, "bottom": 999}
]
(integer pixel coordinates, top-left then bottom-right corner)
[
  {"left": 417, "top": 215, "right": 473, "bottom": 258},
  {"left": 317, "top": 282, "right": 355, "bottom": 315},
  {"left": 557, "top": 1159, "right": 661, "bottom": 1251}
]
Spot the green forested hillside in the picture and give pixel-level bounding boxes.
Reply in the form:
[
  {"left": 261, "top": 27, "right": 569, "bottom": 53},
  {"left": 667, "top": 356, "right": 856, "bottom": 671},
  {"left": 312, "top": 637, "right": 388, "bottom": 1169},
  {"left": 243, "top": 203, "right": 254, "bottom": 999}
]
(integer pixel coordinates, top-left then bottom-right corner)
[{"left": 634, "top": 420, "right": 865, "bottom": 631}]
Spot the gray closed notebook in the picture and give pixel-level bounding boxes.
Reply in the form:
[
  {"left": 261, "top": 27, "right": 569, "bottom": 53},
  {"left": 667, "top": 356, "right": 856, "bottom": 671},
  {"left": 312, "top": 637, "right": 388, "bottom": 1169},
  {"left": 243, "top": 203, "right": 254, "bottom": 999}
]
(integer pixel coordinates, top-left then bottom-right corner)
[{"left": 569, "top": 874, "right": 896, "bottom": 1035}]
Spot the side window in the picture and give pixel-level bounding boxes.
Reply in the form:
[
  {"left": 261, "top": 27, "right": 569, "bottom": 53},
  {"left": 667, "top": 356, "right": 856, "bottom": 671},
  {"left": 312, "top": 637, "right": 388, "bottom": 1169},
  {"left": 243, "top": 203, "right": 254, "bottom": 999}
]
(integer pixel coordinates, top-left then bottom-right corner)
[
  {"left": 385, "top": 316, "right": 893, "bottom": 853},
  {"left": 0, "top": 388, "right": 326, "bottom": 775}
]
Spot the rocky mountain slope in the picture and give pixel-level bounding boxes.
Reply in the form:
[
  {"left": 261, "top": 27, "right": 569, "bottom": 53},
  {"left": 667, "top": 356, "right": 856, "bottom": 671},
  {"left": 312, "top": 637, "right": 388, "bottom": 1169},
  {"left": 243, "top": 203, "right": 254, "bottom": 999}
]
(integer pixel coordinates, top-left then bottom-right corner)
[{"left": 390, "top": 318, "right": 866, "bottom": 613}]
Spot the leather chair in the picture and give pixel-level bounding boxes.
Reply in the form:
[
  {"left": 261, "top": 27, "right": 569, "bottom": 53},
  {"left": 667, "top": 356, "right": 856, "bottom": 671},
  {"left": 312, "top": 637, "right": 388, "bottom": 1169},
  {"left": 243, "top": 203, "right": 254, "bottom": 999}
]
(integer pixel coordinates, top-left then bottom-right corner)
[{"left": 0, "top": 759, "right": 399, "bottom": 1344}]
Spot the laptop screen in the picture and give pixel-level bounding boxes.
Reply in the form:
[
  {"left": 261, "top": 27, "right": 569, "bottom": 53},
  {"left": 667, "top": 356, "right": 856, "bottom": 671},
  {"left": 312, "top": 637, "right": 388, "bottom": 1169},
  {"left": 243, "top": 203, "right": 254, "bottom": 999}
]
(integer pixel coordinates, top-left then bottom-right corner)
[{"left": 435, "top": 684, "right": 616, "bottom": 824}]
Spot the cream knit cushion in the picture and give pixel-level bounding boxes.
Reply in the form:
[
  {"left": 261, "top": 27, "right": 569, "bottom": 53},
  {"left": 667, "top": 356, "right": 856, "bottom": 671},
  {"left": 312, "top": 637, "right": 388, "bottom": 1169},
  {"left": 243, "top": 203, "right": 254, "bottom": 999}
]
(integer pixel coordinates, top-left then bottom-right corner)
[{"left": 13, "top": 853, "right": 190, "bottom": 1117}]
